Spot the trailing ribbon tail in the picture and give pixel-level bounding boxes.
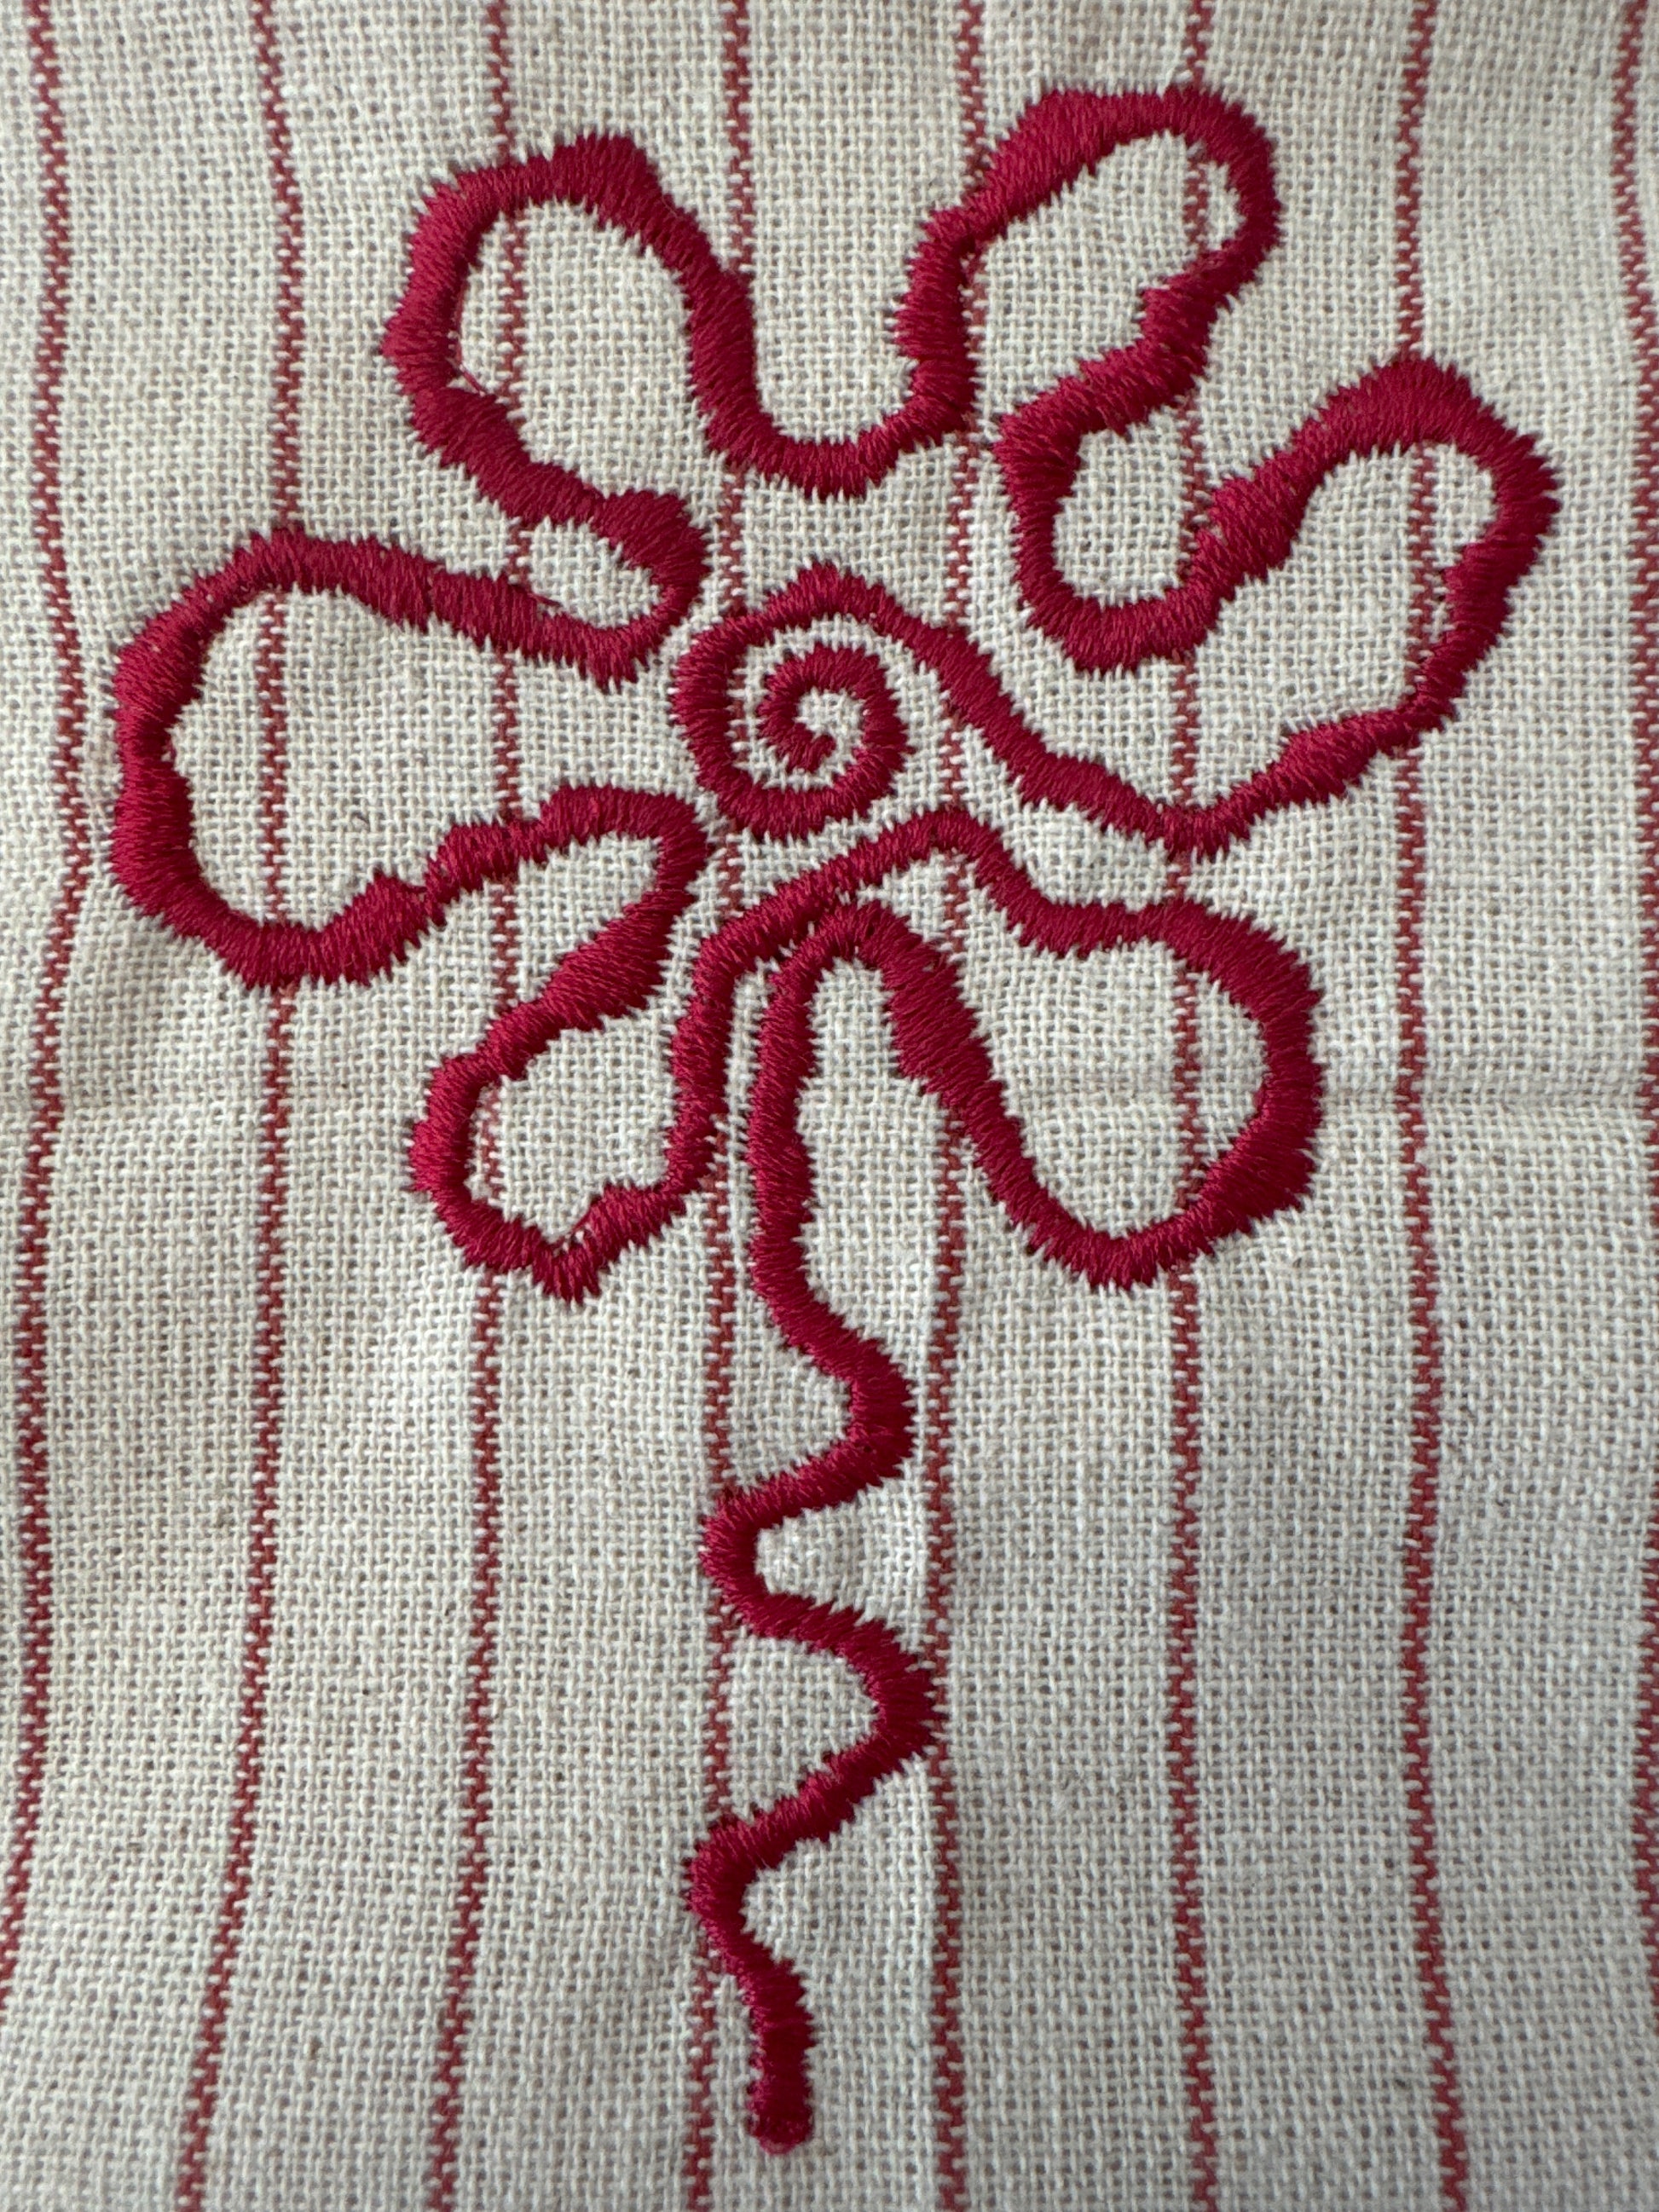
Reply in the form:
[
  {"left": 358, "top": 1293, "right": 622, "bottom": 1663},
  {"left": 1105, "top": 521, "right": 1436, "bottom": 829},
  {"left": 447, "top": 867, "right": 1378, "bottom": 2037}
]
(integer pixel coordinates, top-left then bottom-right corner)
[{"left": 685, "top": 904, "right": 937, "bottom": 2153}]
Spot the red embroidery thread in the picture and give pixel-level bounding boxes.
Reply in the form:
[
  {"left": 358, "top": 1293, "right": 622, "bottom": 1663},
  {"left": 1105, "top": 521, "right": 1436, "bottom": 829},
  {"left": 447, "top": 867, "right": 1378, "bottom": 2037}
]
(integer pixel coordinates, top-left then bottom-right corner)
[
  {"left": 106, "top": 80, "right": 1557, "bottom": 2160},
  {"left": 684, "top": 849, "right": 1322, "bottom": 2149}
]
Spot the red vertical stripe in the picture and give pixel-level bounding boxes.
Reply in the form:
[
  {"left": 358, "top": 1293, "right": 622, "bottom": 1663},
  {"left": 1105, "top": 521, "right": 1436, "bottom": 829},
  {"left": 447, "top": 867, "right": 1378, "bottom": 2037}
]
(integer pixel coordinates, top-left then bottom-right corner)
[
  {"left": 920, "top": 12, "right": 985, "bottom": 2205},
  {"left": 175, "top": 16, "right": 303, "bottom": 2204},
  {"left": 1393, "top": 5, "right": 1469, "bottom": 2206},
  {"left": 1164, "top": 9, "right": 1218, "bottom": 2205},
  {"left": 1615, "top": 0, "right": 1659, "bottom": 2034},
  {"left": 175, "top": 984, "right": 294, "bottom": 2212},
  {"left": 0, "top": 0, "right": 90, "bottom": 2022},
  {"left": 1165, "top": 1246, "right": 1211, "bottom": 2209},
  {"left": 427, "top": 9, "right": 526, "bottom": 2203},
  {"left": 685, "top": 7, "right": 753, "bottom": 2203}
]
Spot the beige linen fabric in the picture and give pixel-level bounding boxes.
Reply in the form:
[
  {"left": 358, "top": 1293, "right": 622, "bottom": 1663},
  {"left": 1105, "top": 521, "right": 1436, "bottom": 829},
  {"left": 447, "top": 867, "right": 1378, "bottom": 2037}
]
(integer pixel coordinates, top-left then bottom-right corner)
[{"left": 3, "top": 2, "right": 1659, "bottom": 2208}]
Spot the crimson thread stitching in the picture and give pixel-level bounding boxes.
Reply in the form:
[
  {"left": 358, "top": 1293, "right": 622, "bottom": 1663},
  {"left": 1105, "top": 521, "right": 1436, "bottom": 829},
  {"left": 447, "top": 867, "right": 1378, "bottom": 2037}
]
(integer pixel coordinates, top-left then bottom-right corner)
[
  {"left": 682, "top": 844, "right": 1322, "bottom": 2147},
  {"left": 103, "top": 83, "right": 1557, "bottom": 2159}
]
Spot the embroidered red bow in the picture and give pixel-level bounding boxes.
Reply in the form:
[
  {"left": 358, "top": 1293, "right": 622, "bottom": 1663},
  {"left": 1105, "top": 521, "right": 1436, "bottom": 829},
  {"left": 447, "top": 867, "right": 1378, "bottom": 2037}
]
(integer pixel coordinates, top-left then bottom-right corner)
[{"left": 110, "top": 85, "right": 1553, "bottom": 2156}]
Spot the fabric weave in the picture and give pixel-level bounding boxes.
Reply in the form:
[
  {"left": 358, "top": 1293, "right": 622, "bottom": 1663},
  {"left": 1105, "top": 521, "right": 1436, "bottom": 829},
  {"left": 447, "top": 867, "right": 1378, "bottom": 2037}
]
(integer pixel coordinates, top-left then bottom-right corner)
[{"left": 3, "top": 3, "right": 1657, "bottom": 2208}]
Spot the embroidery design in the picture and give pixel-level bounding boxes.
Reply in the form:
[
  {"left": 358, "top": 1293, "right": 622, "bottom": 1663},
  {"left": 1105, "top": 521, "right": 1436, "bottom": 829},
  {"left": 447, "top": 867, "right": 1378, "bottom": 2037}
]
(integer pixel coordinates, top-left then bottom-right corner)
[{"left": 109, "top": 86, "right": 1554, "bottom": 2155}]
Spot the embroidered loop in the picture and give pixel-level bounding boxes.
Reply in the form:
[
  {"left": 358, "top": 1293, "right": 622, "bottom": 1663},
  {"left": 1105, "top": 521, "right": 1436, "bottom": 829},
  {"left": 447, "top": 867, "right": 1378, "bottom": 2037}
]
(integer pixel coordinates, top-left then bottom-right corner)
[
  {"left": 384, "top": 128, "right": 966, "bottom": 512},
  {"left": 408, "top": 806, "right": 1321, "bottom": 1329},
  {"left": 385, "top": 140, "right": 708, "bottom": 686},
  {"left": 112, "top": 532, "right": 706, "bottom": 986},
  {"left": 1008, "top": 351, "right": 1555, "bottom": 695},
  {"left": 963, "top": 86, "right": 1278, "bottom": 661}
]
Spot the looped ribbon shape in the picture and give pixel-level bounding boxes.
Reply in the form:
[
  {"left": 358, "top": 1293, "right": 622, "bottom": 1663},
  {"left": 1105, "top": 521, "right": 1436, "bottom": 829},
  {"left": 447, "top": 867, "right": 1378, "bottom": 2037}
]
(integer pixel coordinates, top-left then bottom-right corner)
[{"left": 109, "top": 84, "right": 1555, "bottom": 2154}]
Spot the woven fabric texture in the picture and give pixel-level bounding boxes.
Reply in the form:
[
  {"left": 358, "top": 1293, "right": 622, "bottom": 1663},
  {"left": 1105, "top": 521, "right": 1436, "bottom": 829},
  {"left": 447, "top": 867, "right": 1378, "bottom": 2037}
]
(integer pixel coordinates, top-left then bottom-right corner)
[{"left": 3, "top": 2, "right": 1658, "bottom": 2207}]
